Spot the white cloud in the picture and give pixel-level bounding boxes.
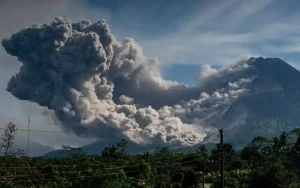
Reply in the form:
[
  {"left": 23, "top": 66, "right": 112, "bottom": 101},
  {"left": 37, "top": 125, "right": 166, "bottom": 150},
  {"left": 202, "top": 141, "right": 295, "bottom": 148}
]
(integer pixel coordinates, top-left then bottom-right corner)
[{"left": 138, "top": 0, "right": 300, "bottom": 69}]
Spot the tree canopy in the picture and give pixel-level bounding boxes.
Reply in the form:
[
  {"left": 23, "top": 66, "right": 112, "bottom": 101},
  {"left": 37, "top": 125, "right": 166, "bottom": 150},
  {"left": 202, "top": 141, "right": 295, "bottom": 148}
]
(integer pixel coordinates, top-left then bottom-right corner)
[{"left": 0, "top": 123, "right": 299, "bottom": 187}]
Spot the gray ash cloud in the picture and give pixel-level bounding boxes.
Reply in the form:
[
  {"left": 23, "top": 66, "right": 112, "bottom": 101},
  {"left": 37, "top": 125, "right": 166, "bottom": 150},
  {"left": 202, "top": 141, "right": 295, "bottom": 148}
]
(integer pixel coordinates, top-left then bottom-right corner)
[{"left": 2, "top": 17, "right": 255, "bottom": 146}]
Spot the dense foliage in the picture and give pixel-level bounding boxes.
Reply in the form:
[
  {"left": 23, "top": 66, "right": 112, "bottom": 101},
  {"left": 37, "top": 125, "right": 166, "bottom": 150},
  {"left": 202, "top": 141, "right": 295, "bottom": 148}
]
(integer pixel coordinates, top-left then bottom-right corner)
[{"left": 0, "top": 123, "right": 300, "bottom": 187}]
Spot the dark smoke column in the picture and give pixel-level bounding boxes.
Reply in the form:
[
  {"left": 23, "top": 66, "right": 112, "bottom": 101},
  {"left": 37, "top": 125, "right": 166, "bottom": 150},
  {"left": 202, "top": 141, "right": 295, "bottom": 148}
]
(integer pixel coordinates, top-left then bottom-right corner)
[
  {"left": 2, "top": 17, "right": 207, "bottom": 146},
  {"left": 2, "top": 17, "right": 115, "bottom": 136}
]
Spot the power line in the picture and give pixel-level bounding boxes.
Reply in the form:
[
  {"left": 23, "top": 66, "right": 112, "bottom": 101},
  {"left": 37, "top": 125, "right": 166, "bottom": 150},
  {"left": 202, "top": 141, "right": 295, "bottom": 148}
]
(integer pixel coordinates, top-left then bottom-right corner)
[
  {"left": 0, "top": 123, "right": 222, "bottom": 184},
  {"left": 0, "top": 168, "right": 145, "bottom": 183},
  {"left": 27, "top": 116, "right": 30, "bottom": 157},
  {"left": 0, "top": 127, "right": 218, "bottom": 135},
  {"left": 0, "top": 151, "right": 222, "bottom": 172},
  {"left": 0, "top": 155, "right": 221, "bottom": 184},
  {"left": 13, "top": 128, "right": 70, "bottom": 134},
  {"left": 0, "top": 165, "right": 288, "bottom": 187},
  {"left": 219, "top": 129, "right": 224, "bottom": 188},
  {"left": 0, "top": 157, "right": 215, "bottom": 182},
  {"left": 1, "top": 126, "right": 292, "bottom": 188},
  {"left": 0, "top": 127, "right": 71, "bottom": 134},
  {"left": 0, "top": 151, "right": 222, "bottom": 180}
]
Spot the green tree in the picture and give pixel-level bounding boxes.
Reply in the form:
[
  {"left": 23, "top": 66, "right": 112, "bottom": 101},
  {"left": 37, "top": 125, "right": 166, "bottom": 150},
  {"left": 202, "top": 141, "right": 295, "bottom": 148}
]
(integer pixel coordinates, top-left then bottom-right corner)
[
  {"left": 271, "top": 132, "right": 292, "bottom": 159},
  {"left": 0, "top": 123, "right": 24, "bottom": 162},
  {"left": 102, "top": 139, "right": 128, "bottom": 159},
  {"left": 250, "top": 136, "right": 270, "bottom": 151},
  {"left": 249, "top": 162, "right": 300, "bottom": 188},
  {"left": 60, "top": 145, "right": 84, "bottom": 157},
  {"left": 210, "top": 143, "right": 235, "bottom": 165},
  {"left": 240, "top": 136, "right": 270, "bottom": 168},
  {"left": 294, "top": 132, "right": 300, "bottom": 153},
  {"left": 195, "top": 145, "right": 209, "bottom": 162}
]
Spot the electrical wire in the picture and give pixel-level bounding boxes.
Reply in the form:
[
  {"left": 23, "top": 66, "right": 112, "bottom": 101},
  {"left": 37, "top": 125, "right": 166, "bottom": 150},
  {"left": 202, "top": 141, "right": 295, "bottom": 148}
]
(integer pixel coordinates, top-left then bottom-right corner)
[
  {"left": 0, "top": 152, "right": 222, "bottom": 179},
  {"left": 0, "top": 157, "right": 218, "bottom": 183},
  {"left": 0, "top": 150, "right": 216, "bottom": 170}
]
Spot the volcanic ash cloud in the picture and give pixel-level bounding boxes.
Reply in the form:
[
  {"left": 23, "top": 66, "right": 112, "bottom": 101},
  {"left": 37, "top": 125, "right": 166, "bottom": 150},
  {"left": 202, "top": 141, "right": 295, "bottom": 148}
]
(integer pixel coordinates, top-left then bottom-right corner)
[{"left": 2, "top": 17, "right": 253, "bottom": 146}]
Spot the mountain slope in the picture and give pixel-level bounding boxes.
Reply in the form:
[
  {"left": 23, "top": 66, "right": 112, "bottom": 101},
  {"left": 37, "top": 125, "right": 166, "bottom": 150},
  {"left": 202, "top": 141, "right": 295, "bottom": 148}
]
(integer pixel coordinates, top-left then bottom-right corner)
[{"left": 219, "top": 57, "right": 300, "bottom": 145}]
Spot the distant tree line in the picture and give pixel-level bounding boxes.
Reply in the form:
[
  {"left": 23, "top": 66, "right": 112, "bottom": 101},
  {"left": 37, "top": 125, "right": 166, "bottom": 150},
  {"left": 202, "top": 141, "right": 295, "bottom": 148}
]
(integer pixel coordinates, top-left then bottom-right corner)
[{"left": 0, "top": 122, "right": 300, "bottom": 187}]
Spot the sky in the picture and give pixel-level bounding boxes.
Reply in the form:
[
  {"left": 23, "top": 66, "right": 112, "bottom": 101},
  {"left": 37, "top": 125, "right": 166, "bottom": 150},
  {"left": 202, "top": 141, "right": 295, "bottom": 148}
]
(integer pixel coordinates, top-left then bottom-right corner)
[{"left": 1, "top": 0, "right": 300, "bottom": 154}]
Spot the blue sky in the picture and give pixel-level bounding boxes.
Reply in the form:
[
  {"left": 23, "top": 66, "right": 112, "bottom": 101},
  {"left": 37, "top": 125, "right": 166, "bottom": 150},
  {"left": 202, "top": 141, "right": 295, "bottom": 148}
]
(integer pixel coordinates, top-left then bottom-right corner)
[
  {"left": 84, "top": 0, "right": 300, "bottom": 84},
  {"left": 1, "top": 0, "right": 300, "bottom": 152},
  {"left": 84, "top": 0, "right": 300, "bottom": 67}
]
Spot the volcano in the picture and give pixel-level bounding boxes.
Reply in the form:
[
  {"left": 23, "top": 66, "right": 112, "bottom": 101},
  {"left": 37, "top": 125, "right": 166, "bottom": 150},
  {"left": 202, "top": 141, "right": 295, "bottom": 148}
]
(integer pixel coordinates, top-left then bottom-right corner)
[
  {"left": 216, "top": 57, "right": 300, "bottom": 145},
  {"left": 43, "top": 57, "right": 300, "bottom": 156},
  {"left": 4, "top": 18, "right": 300, "bottom": 156}
]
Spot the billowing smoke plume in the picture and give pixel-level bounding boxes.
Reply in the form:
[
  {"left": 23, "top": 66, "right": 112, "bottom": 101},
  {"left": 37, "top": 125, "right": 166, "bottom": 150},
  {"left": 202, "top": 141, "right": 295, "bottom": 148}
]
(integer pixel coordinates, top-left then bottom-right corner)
[{"left": 2, "top": 17, "right": 255, "bottom": 146}]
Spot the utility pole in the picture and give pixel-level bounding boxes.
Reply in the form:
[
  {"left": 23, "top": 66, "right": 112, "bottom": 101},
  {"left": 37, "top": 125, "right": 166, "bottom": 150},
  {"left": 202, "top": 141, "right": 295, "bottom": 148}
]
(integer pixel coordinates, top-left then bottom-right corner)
[
  {"left": 220, "top": 129, "right": 224, "bottom": 188},
  {"left": 202, "top": 163, "right": 205, "bottom": 188},
  {"left": 27, "top": 116, "right": 30, "bottom": 157}
]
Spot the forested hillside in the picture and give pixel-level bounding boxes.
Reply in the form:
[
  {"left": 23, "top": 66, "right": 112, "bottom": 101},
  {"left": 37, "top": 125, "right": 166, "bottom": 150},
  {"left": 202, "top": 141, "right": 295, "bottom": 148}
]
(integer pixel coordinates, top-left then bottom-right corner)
[{"left": 0, "top": 123, "right": 300, "bottom": 188}]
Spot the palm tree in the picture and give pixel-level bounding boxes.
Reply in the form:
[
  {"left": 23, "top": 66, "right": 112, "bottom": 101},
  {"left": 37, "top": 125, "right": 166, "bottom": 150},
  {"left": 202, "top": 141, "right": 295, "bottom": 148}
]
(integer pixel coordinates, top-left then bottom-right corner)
[
  {"left": 195, "top": 145, "right": 209, "bottom": 162},
  {"left": 271, "top": 132, "right": 292, "bottom": 159}
]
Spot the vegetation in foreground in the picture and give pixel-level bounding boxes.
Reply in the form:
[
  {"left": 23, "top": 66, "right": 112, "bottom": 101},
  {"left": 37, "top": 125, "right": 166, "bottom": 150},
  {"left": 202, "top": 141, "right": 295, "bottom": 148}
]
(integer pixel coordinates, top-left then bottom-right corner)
[{"left": 0, "top": 123, "right": 300, "bottom": 188}]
